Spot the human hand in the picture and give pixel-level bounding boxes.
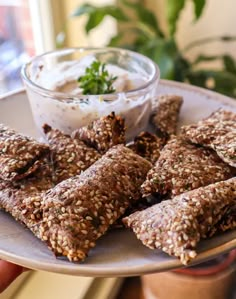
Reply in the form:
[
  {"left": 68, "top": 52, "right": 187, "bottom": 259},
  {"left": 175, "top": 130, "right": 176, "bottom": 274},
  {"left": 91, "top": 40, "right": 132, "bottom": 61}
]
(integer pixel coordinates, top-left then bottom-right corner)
[{"left": 0, "top": 260, "right": 23, "bottom": 293}]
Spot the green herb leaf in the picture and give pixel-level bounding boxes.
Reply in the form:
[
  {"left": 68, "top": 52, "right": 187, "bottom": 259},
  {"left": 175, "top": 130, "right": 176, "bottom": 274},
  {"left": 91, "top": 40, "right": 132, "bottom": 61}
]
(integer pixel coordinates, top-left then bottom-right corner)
[
  {"left": 78, "top": 60, "right": 117, "bottom": 95},
  {"left": 192, "top": 0, "right": 206, "bottom": 20},
  {"left": 166, "top": 0, "right": 186, "bottom": 36}
]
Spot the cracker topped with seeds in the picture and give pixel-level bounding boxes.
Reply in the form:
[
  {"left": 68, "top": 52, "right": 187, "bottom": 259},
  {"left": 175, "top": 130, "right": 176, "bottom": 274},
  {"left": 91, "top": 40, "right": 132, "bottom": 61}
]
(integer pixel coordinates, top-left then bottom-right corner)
[
  {"left": 0, "top": 157, "right": 54, "bottom": 231},
  {"left": 141, "top": 137, "right": 234, "bottom": 198},
  {"left": 37, "top": 145, "right": 151, "bottom": 261},
  {"left": 0, "top": 97, "right": 235, "bottom": 268},
  {"left": 124, "top": 178, "right": 236, "bottom": 265},
  {"left": 181, "top": 109, "right": 236, "bottom": 167},
  {"left": 150, "top": 95, "right": 183, "bottom": 137},
  {"left": 43, "top": 124, "right": 101, "bottom": 184},
  {"left": 72, "top": 112, "right": 126, "bottom": 154},
  {"left": 0, "top": 124, "right": 50, "bottom": 181},
  {"left": 209, "top": 203, "right": 236, "bottom": 237},
  {"left": 128, "top": 131, "right": 166, "bottom": 164},
  {"left": 1, "top": 145, "right": 151, "bottom": 262},
  {"left": 0, "top": 180, "right": 42, "bottom": 232}
]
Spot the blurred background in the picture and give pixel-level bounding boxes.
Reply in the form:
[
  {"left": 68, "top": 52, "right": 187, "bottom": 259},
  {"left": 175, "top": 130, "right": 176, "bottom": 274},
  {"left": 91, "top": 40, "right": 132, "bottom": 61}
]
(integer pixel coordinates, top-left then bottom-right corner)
[{"left": 0, "top": 0, "right": 236, "bottom": 96}]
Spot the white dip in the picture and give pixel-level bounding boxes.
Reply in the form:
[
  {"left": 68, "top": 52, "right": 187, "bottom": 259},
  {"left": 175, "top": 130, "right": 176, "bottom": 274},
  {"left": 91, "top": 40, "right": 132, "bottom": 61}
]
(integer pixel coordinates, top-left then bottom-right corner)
[{"left": 27, "top": 56, "right": 156, "bottom": 140}]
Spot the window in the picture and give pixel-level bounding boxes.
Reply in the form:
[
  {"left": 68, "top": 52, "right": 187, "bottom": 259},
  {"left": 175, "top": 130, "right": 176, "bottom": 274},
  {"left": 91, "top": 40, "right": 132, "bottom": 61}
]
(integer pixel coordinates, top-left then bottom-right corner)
[
  {"left": 0, "top": 0, "right": 57, "bottom": 94},
  {"left": 0, "top": 1, "right": 33, "bottom": 93}
]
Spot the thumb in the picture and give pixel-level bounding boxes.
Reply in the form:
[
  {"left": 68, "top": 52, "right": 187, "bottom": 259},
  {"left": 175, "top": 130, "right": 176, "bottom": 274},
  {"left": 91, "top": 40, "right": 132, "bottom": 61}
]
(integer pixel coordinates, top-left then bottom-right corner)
[{"left": 0, "top": 260, "right": 23, "bottom": 293}]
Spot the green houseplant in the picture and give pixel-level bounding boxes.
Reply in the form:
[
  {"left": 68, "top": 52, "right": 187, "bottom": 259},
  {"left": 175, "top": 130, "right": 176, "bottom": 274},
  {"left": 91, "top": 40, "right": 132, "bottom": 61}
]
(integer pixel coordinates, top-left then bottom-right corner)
[{"left": 58, "top": 0, "right": 236, "bottom": 98}]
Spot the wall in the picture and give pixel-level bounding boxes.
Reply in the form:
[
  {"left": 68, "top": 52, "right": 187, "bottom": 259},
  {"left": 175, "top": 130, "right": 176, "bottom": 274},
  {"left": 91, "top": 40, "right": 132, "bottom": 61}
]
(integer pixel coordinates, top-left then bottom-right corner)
[{"left": 145, "top": 0, "right": 236, "bottom": 61}]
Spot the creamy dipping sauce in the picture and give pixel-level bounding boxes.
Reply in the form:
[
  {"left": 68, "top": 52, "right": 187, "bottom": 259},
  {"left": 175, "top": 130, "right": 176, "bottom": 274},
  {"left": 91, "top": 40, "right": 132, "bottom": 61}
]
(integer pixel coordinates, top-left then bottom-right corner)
[
  {"left": 35, "top": 56, "right": 146, "bottom": 95},
  {"left": 27, "top": 56, "right": 156, "bottom": 140}
]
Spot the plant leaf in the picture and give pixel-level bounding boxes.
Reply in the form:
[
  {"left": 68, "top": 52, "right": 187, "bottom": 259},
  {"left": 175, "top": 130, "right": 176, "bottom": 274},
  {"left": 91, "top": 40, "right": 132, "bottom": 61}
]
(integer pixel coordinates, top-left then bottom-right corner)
[
  {"left": 192, "top": 0, "right": 206, "bottom": 20},
  {"left": 192, "top": 54, "right": 236, "bottom": 74},
  {"left": 187, "top": 70, "right": 236, "bottom": 98},
  {"left": 72, "top": 4, "right": 128, "bottom": 33},
  {"left": 223, "top": 55, "right": 236, "bottom": 74},
  {"left": 85, "top": 11, "right": 105, "bottom": 33},
  {"left": 183, "top": 35, "right": 236, "bottom": 53},
  {"left": 136, "top": 21, "right": 157, "bottom": 38},
  {"left": 85, "top": 6, "right": 128, "bottom": 33},
  {"left": 138, "top": 38, "right": 178, "bottom": 79},
  {"left": 70, "top": 3, "right": 95, "bottom": 17},
  {"left": 106, "top": 6, "right": 129, "bottom": 21},
  {"left": 221, "top": 35, "right": 236, "bottom": 41},
  {"left": 193, "top": 54, "right": 222, "bottom": 65},
  {"left": 212, "top": 71, "right": 236, "bottom": 97},
  {"left": 166, "top": 0, "right": 186, "bottom": 36},
  {"left": 174, "top": 55, "right": 190, "bottom": 81},
  {"left": 121, "top": 0, "right": 164, "bottom": 37},
  {"left": 108, "top": 33, "right": 124, "bottom": 47}
]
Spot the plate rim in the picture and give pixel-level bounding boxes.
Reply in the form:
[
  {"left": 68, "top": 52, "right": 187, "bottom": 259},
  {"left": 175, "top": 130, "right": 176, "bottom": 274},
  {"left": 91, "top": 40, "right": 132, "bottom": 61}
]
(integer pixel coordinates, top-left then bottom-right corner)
[
  {"left": 0, "top": 232, "right": 235, "bottom": 277},
  {"left": 1, "top": 79, "right": 236, "bottom": 108},
  {"left": 0, "top": 80, "right": 235, "bottom": 277}
]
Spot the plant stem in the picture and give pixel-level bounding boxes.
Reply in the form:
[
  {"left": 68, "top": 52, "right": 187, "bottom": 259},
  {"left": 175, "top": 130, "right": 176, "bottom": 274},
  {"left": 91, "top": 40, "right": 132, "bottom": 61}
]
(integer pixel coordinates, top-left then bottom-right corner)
[{"left": 182, "top": 36, "right": 236, "bottom": 53}]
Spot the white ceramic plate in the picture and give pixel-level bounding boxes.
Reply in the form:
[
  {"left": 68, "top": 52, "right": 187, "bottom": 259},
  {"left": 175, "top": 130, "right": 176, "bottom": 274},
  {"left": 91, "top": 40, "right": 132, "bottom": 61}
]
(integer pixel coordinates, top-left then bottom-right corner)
[{"left": 0, "top": 80, "right": 235, "bottom": 277}]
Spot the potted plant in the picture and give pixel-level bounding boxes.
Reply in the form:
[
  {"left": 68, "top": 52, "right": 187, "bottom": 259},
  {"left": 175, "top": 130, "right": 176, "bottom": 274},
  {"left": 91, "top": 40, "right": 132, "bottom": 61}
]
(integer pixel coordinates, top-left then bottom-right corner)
[{"left": 57, "top": 0, "right": 236, "bottom": 98}]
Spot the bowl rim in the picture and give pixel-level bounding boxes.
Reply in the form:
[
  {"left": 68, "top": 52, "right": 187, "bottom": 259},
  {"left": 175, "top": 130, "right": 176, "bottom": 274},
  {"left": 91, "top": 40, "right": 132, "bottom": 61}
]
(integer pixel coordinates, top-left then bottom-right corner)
[{"left": 21, "top": 47, "right": 160, "bottom": 101}]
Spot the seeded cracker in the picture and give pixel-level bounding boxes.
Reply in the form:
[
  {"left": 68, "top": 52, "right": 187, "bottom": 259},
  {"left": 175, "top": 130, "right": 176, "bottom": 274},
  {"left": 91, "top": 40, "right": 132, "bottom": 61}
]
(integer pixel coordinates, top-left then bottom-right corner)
[
  {"left": 38, "top": 145, "right": 151, "bottom": 262},
  {"left": 151, "top": 95, "right": 183, "bottom": 137},
  {"left": 123, "top": 178, "right": 236, "bottom": 265},
  {"left": 43, "top": 124, "right": 101, "bottom": 184},
  {"left": 141, "top": 138, "right": 234, "bottom": 198},
  {"left": 209, "top": 204, "right": 236, "bottom": 236},
  {"left": 128, "top": 131, "right": 166, "bottom": 164},
  {"left": 0, "top": 124, "right": 49, "bottom": 181},
  {"left": 181, "top": 109, "right": 236, "bottom": 167},
  {"left": 0, "top": 157, "right": 54, "bottom": 231},
  {"left": 72, "top": 112, "right": 126, "bottom": 154}
]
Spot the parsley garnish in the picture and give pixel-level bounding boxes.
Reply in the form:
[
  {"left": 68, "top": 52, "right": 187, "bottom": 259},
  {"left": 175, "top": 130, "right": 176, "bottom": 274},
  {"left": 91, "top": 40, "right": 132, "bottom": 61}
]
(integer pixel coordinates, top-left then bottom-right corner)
[{"left": 78, "top": 60, "right": 117, "bottom": 95}]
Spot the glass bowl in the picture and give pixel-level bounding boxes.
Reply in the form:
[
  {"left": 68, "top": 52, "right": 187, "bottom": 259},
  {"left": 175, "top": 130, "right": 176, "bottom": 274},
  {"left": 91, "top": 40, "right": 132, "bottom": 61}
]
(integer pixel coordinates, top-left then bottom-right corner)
[{"left": 21, "top": 47, "right": 160, "bottom": 140}]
